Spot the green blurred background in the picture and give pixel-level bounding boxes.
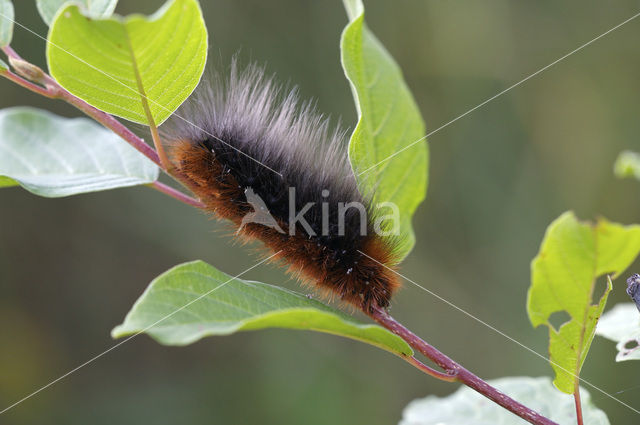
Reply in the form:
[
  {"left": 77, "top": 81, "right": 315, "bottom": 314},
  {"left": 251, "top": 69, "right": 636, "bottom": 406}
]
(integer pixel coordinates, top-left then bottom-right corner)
[{"left": 2, "top": 0, "right": 640, "bottom": 423}]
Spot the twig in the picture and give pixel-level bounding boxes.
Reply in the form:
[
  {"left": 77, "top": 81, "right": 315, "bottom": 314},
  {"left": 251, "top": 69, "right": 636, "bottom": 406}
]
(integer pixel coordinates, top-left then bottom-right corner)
[
  {"left": 0, "top": 69, "right": 55, "bottom": 98},
  {"left": 369, "top": 306, "right": 559, "bottom": 425}
]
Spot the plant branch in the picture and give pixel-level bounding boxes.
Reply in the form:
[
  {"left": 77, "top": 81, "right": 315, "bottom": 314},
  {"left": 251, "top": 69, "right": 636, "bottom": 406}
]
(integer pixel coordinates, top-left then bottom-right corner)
[
  {"left": 369, "top": 306, "right": 559, "bottom": 425},
  {"left": 148, "top": 181, "right": 205, "bottom": 209},
  {"left": 0, "top": 69, "right": 55, "bottom": 98}
]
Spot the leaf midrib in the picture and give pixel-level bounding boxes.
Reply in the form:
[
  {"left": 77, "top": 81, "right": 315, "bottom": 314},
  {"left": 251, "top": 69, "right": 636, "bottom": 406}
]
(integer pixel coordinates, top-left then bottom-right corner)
[{"left": 573, "top": 226, "right": 602, "bottom": 387}]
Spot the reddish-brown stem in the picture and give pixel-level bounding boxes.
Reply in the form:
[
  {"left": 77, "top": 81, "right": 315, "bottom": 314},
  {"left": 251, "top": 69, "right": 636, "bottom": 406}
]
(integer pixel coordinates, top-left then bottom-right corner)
[
  {"left": 0, "top": 70, "right": 55, "bottom": 98},
  {"left": 149, "top": 181, "right": 205, "bottom": 209},
  {"left": 369, "top": 306, "right": 559, "bottom": 425},
  {"left": 574, "top": 386, "right": 584, "bottom": 425}
]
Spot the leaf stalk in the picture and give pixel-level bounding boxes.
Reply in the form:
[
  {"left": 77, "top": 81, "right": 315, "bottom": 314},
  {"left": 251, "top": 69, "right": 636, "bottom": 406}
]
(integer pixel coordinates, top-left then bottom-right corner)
[
  {"left": 574, "top": 385, "right": 585, "bottom": 425},
  {"left": 148, "top": 181, "right": 205, "bottom": 209},
  {"left": 123, "top": 31, "right": 173, "bottom": 173}
]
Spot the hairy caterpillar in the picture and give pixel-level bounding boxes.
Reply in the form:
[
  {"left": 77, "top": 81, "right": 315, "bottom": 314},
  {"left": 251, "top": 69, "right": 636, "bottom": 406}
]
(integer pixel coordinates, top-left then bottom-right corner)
[{"left": 163, "top": 62, "right": 401, "bottom": 312}]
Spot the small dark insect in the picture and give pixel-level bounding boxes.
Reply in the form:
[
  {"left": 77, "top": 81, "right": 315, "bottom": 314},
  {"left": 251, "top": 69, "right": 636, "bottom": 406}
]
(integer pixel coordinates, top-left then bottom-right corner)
[{"left": 626, "top": 273, "right": 640, "bottom": 312}]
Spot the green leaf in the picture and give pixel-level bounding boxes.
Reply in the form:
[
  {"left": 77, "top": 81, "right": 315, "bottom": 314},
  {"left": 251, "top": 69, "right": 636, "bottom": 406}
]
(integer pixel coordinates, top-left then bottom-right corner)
[
  {"left": 614, "top": 150, "right": 640, "bottom": 180},
  {"left": 0, "top": 107, "right": 159, "bottom": 197},
  {"left": 47, "top": 0, "right": 208, "bottom": 125},
  {"left": 527, "top": 211, "right": 640, "bottom": 393},
  {"left": 0, "top": 57, "right": 8, "bottom": 72},
  {"left": 595, "top": 303, "right": 640, "bottom": 361},
  {"left": 400, "top": 376, "right": 610, "bottom": 425},
  {"left": 37, "top": 0, "right": 118, "bottom": 26},
  {"left": 112, "top": 260, "right": 413, "bottom": 357},
  {"left": 0, "top": 0, "right": 14, "bottom": 47},
  {"left": 340, "top": 0, "right": 428, "bottom": 262}
]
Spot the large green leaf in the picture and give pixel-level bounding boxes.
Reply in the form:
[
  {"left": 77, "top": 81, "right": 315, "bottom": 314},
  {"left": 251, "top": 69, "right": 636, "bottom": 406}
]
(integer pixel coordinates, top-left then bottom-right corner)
[
  {"left": 400, "top": 376, "right": 610, "bottom": 425},
  {"left": 37, "top": 0, "right": 118, "bottom": 26},
  {"left": 595, "top": 303, "right": 640, "bottom": 362},
  {"left": 47, "top": 0, "right": 207, "bottom": 125},
  {"left": 340, "top": 0, "right": 428, "bottom": 262},
  {"left": 0, "top": 0, "right": 13, "bottom": 47},
  {"left": 0, "top": 107, "right": 159, "bottom": 197},
  {"left": 614, "top": 150, "right": 640, "bottom": 180},
  {"left": 113, "top": 260, "right": 413, "bottom": 357},
  {"left": 528, "top": 211, "right": 640, "bottom": 393}
]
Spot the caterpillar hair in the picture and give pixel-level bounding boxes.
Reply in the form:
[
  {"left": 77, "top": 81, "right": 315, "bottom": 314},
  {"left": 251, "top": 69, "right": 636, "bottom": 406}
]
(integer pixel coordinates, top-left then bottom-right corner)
[{"left": 162, "top": 61, "right": 401, "bottom": 312}]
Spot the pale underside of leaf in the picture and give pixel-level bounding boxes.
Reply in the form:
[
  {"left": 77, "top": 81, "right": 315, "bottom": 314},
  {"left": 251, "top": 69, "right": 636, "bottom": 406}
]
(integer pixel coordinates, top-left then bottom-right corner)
[
  {"left": 400, "top": 376, "right": 610, "bottom": 425},
  {"left": 596, "top": 303, "right": 640, "bottom": 361},
  {"left": 0, "top": 0, "right": 14, "bottom": 47},
  {"left": 0, "top": 107, "right": 159, "bottom": 197},
  {"left": 113, "top": 260, "right": 413, "bottom": 357},
  {"left": 37, "top": 0, "right": 118, "bottom": 26}
]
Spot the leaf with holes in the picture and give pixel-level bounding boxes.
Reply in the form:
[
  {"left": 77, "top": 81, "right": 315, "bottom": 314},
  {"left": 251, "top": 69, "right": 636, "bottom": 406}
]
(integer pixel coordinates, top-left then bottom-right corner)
[
  {"left": 400, "top": 376, "right": 610, "bottom": 425},
  {"left": 112, "top": 260, "right": 413, "bottom": 357},
  {"left": 37, "top": 0, "right": 118, "bottom": 26},
  {"left": 340, "top": 0, "right": 428, "bottom": 263},
  {"left": 614, "top": 150, "right": 640, "bottom": 180},
  {"left": 0, "top": 0, "right": 13, "bottom": 47},
  {"left": 527, "top": 211, "right": 640, "bottom": 393},
  {"left": 47, "top": 0, "right": 207, "bottom": 125},
  {"left": 596, "top": 303, "right": 640, "bottom": 362},
  {"left": 0, "top": 107, "right": 159, "bottom": 197}
]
